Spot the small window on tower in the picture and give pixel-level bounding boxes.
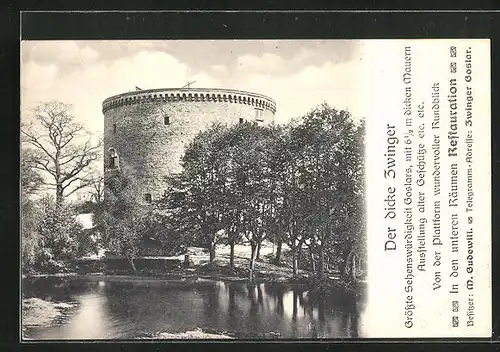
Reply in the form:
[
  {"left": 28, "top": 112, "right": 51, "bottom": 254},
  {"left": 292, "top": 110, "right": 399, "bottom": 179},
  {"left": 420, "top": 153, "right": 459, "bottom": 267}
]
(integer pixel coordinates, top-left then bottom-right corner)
[
  {"left": 255, "top": 108, "right": 264, "bottom": 123},
  {"left": 164, "top": 116, "right": 170, "bottom": 125},
  {"left": 144, "top": 193, "right": 152, "bottom": 204},
  {"left": 239, "top": 118, "right": 244, "bottom": 124},
  {"left": 113, "top": 123, "right": 117, "bottom": 134}
]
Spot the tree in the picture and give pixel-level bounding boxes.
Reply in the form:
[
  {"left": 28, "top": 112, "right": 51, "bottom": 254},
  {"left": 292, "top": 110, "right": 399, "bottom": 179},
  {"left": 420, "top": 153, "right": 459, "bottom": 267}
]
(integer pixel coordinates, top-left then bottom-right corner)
[
  {"left": 217, "top": 122, "right": 292, "bottom": 280},
  {"left": 177, "top": 123, "right": 232, "bottom": 265},
  {"left": 336, "top": 119, "right": 365, "bottom": 280},
  {"left": 276, "top": 127, "right": 308, "bottom": 278},
  {"left": 88, "top": 173, "right": 105, "bottom": 203},
  {"left": 36, "top": 197, "right": 85, "bottom": 271},
  {"left": 173, "top": 122, "right": 278, "bottom": 275},
  {"left": 21, "top": 149, "right": 44, "bottom": 196},
  {"left": 225, "top": 122, "right": 270, "bottom": 281},
  {"left": 21, "top": 147, "right": 97, "bottom": 273},
  {"left": 156, "top": 175, "right": 196, "bottom": 255},
  {"left": 157, "top": 103, "right": 366, "bottom": 283},
  {"left": 94, "top": 171, "right": 146, "bottom": 272},
  {"left": 264, "top": 125, "right": 289, "bottom": 264},
  {"left": 21, "top": 152, "right": 44, "bottom": 273},
  {"left": 21, "top": 101, "right": 102, "bottom": 205},
  {"left": 289, "top": 104, "right": 365, "bottom": 279},
  {"left": 261, "top": 103, "right": 365, "bottom": 280}
]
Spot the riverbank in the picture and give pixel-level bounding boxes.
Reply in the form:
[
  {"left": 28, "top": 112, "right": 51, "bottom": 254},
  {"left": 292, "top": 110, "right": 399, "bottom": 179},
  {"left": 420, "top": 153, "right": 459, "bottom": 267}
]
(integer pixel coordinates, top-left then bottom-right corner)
[
  {"left": 22, "top": 296, "right": 235, "bottom": 340},
  {"left": 23, "top": 265, "right": 364, "bottom": 300},
  {"left": 24, "top": 244, "right": 366, "bottom": 293},
  {"left": 22, "top": 297, "right": 77, "bottom": 339}
]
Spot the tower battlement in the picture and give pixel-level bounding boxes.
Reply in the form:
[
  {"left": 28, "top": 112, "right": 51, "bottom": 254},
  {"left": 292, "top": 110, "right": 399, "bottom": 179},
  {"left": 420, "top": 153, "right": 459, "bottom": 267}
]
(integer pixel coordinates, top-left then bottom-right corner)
[{"left": 102, "top": 88, "right": 276, "bottom": 115}]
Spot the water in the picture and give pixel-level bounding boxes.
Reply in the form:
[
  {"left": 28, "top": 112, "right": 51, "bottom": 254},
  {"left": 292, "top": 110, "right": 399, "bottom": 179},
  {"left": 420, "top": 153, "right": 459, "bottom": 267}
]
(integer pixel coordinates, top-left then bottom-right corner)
[{"left": 22, "top": 276, "right": 365, "bottom": 340}]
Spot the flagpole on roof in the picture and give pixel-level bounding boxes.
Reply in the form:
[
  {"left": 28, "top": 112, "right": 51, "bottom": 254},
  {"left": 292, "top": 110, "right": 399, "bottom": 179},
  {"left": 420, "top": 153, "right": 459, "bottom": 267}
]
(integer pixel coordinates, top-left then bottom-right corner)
[{"left": 182, "top": 80, "right": 196, "bottom": 89}]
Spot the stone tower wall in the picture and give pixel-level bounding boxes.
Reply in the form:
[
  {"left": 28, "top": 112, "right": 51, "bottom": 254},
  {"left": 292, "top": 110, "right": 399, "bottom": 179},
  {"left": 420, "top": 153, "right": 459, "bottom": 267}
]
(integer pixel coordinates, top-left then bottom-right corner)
[{"left": 102, "top": 88, "right": 276, "bottom": 202}]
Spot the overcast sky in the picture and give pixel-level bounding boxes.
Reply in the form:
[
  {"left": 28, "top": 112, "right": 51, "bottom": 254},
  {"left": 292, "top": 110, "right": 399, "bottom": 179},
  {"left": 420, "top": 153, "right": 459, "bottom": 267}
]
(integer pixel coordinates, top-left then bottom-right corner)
[{"left": 21, "top": 40, "right": 368, "bottom": 134}]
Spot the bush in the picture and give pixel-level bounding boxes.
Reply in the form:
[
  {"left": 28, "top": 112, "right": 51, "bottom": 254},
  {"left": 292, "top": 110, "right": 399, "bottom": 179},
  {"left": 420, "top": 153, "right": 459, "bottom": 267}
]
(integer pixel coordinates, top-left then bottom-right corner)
[
  {"left": 37, "top": 202, "right": 83, "bottom": 261},
  {"left": 21, "top": 195, "right": 44, "bottom": 273},
  {"left": 22, "top": 197, "right": 87, "bottom": 274}
]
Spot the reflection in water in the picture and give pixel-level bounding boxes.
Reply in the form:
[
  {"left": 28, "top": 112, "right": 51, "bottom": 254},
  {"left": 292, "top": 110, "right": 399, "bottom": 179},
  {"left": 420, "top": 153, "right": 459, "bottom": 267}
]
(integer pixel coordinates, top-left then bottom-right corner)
[
  {"left": 23, "top": 277, "right": 364, "bottom": 340},
  {"left": 63, "top": 293, "right": 109, "bottom": 339}
]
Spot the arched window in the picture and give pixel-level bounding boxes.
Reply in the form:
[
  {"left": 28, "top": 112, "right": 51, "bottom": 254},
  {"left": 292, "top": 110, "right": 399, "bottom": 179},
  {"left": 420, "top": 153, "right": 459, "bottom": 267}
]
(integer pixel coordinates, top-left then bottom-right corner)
[
  {"left": 144, "top": 193, "right": 152, "bottom": 204},
  {"left": 164, "top": 115, "right": 170, "bottom": 125},
  {"left": 109, "top": 148, "right": 119, "bottom": 169}
]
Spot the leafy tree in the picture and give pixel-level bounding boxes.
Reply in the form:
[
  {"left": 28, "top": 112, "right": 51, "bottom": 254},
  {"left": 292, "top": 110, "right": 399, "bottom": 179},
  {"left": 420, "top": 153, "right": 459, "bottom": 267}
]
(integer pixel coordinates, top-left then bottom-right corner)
[
  {"left": 94, "top": 171, "right": 146, "bottom": 272},
  {"left": 21, "top": 150, "right": 44, "bottom": 273},
  {"left": 21, "top": 199, "right": 44, "bottom": 274},
  {"left": 21, "top": 101, "right": 102, "bottom": 205},
  {"left": 289, "top": 104, "right": 365, "bottom": 279},
  {"left": 263, "top": 125, "right": 289, "bottom": 264},
  {"left": 138, "top": 205, "right": 186, "bottom": 256},
  {"left": 24, "top": 196, "right": 86, "bottom": 273},
  {"left": 276, "top": 127, "right": 308, "bottom": 277},
  {"left": 38, "top": 198, "right": 83, "bottom": 257},
  {"left": 224, "top": 122, "right": 272, "bottom": 280},
  {"left": 21, "top": 200, "right": 42, "bottom": 273},
  {"left": 156, "top": 175, "right": 195, "bottom": 254},
  {"left": 173, "top": 122, "right": 282, "bottom": 275},
  {"left": 336, "top": 119, "right": 365, "bottom": 280},
  {"left": 21, "top": 150, "right": 44, "bottom": 196},
  {"left": 22, "top": 147, "right": 97, "bottom": 273},
  {"left": 158, "top": 103, "right": 366, "bottom": 283},
  {"left": 177, "top": 123, "right": 231, "bottom": 265}
]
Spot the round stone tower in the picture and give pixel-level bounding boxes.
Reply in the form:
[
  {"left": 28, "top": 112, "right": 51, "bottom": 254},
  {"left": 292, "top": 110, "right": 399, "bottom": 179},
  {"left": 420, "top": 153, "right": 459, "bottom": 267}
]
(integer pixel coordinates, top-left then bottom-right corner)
[{"left": 102, "top": 88, "right": 277, "bottom": 203}]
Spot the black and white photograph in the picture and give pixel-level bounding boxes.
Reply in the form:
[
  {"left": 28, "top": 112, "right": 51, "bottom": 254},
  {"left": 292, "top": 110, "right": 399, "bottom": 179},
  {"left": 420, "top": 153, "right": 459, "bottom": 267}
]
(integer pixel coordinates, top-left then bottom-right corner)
[
  {"left": 20, "top": 40, "right": 367, "bottom": 340},
  {"left": 20, "top": 37, "right": 492, "bottom": 341}
]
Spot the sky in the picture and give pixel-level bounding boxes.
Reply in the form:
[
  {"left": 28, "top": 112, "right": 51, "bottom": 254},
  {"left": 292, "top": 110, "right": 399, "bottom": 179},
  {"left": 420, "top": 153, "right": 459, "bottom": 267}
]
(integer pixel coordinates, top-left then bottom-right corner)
[{"left": 21, "top": 40, "right": 369, "bottom": 135}]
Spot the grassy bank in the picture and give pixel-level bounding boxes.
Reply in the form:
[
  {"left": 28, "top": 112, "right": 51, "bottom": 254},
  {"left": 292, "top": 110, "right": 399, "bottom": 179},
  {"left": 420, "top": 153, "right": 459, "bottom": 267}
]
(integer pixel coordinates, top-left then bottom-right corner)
[
  {"left": 22, "top": 297, "right": 77, "bottom": 339},
  {"left": 24, "top": 244, "right": 365, "bottom": 294}
]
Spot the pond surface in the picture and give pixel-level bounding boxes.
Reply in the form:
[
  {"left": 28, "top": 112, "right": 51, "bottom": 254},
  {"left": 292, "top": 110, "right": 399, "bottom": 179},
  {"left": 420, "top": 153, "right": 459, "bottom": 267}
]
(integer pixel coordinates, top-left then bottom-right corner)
[{"left": 22, "top": 276, "right": 365, "bottom": 340}]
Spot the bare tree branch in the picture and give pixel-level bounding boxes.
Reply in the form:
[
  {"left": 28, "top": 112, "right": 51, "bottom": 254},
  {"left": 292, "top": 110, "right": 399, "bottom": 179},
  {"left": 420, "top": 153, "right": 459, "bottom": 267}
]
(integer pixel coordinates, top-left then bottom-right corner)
[
  {"left": 20, "top": 101, "right": 102, "bottom": 204},
  {"left": 64, "top": 181, "right": 95, "bottom": 197}
]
